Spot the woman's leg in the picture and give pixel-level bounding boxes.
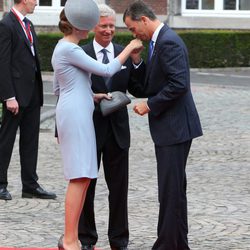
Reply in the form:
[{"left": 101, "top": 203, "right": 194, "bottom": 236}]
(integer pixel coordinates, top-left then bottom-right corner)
[{"left": 63, "top": 178, "right": 91, "bottom": 250}]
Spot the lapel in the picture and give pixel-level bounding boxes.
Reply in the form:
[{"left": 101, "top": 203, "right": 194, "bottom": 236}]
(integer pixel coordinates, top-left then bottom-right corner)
[
  {"left": 86, "top": 42, "right": 123, "bottom": 91},
  {"left": 29, "top": 20, "right": 38, "bottom": 55},
  {"left": 145, "top": 24, "right": 169, "bottom": 84},
  {"left": 113, "top": 43, "right": 123, "bottom": 57},
  {"left": 85, "top": 42, "right": 108, "bottom": 90},
  {"left": 86, "top": 42, "right": 98, "bottom": 60},
  {"left": 107, "top": 43, "right": 123, "bottom": 91},
  {"left": 10, "top": 12, "right": 34, "bottom": 56}
]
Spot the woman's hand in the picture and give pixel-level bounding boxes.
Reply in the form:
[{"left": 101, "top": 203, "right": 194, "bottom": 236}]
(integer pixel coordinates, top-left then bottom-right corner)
[
  {"left": 130, "top": 46, "right": 144, "bottom": 64},
  {"left": 118, "top": 39, "right": 143, "bottom": 65},
  {"left": 93, "top": 93, "right": 112, "bottom": 103},
  {"left": 129, "top": 38, "right": 143, "bottom": 52}
]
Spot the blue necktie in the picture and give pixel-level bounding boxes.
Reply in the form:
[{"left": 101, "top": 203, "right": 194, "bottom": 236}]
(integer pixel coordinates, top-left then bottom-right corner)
[
  {"left": 23, "top": 17, "right": 29, "bottom": 30},
  {"left": 101, "top": 48, "right": 109, "bottom": 64},
  {"left": 101, "top": 49, "right": 111, "bottom": 90},
  {"left": 148, "top": 40, "right": 154, "bottom": 62}
]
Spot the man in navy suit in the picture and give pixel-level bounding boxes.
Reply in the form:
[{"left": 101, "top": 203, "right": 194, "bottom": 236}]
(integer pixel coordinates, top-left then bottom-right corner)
[
  {"left": 123, "top": 1, "right": 203, "bottom": 249},
  {"left": 78, "top": 4, "right": 143, "bottom": 250},
  {"left": 0, "top": 0, "right": 56, "bottom": 200}
]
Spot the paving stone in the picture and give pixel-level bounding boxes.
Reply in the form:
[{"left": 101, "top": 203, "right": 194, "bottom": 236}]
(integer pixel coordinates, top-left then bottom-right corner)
[{"left": 0, "top": 71, "right": 249, "bottom": 250}]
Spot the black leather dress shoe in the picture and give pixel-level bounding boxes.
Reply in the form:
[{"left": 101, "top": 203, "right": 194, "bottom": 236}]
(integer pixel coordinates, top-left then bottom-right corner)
[
  {"left": 0, "top": 187, "right": 12, "bottom": 200},
  {"left": 22, "top": 186, "right": 57, "bottom": 199},
  {"left": 81, "top": 245, "right": 95, "bottom": 250}
]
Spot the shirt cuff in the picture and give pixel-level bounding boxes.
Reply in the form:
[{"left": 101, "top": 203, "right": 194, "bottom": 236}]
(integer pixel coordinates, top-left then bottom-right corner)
[
  {"left": 5, "top": 97, "right": 16, "bottom": 101},
  {"left": 133, "top": 59, "right": 143, "bottom": 69},
  {"left": 146, "top": 101, "right": 151, "bottom": 111}
]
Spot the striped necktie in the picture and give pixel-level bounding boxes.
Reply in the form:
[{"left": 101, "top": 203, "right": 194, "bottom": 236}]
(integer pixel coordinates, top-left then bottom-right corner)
[
  {"left": 101, "top": 49, "right": 111, "bottom": 90},
  {"left": 101, "top": 48, "right": 109, "bottom": 64},
  {"left": 23, "top": 17, "right": 32, "bottom": 44}
]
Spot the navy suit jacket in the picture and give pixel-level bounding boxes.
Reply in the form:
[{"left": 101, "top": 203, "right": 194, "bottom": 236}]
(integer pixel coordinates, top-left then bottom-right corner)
[
  {"left": 0, "top": 12, "right": 43, "bottom": 107},
  {"left": 82, "top": 42, "right": 144, "bottom": 149},
  {"left": 133, "top": 24, "right": 202, "bottom": 146}
]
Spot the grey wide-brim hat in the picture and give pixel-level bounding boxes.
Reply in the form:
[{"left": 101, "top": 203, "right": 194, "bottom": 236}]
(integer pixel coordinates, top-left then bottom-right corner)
[{"left": 65, "top": 0, "right": 100, "bottom": 30}]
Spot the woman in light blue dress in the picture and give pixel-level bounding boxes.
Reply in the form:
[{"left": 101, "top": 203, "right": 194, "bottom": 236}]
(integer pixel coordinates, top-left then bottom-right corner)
[{"left": 51, "top": 1, "right": 143, "bottom": 250}]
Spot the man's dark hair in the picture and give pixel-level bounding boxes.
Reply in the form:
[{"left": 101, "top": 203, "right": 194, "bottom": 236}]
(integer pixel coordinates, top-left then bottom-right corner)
[
  {"left": 14, "top": 0, "right": 22, "bottom": 4},
  {"left": 123, "top": 0, "right": 156, "bottom": 22}
]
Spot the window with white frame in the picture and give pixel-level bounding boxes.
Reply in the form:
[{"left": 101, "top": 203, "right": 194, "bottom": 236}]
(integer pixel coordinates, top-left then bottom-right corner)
[
  {"left": 224, "top": 0, "right": 250, "bottom": 10},
  {"left": 37, "top": 0, "right": 66, "bottom": 7},
  {"left": 182, "top": 0, "right": 250, "bottom": 15},
  {"left": 33, "top": 0, "right": 104, "bottom": 25},
  {"left": 37, "top": 0, "right": 104, "bottom": 8}
]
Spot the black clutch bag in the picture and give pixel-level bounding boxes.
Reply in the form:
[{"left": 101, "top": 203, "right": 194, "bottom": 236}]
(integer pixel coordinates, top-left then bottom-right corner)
[{"left": 100, "top": 91, "right": 131, "bottom": 116}]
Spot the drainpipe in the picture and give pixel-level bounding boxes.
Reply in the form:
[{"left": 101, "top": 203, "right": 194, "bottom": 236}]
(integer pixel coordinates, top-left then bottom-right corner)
[{"left": 167, "top": 0, "right": 181, "bottom": 27}]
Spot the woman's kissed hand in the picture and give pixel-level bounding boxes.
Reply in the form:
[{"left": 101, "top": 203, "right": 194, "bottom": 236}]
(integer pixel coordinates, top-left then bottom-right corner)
[{"left": 129, "top": 38, "right": 143, "bottom": 51}]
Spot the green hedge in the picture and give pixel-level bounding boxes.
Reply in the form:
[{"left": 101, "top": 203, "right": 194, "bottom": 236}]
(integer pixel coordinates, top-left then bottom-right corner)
[
  {"left": 37, "top": 30, "right": 249, "bottom": 71},
  {"left": 179, "top": 30, "right": 250, "bottom": 68},
  {"left": 38, "top": 32, "right": 143, "bottom": 71}
]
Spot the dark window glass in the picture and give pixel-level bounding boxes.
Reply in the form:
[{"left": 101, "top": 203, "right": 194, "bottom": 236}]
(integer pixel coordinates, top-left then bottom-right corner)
[
  {"left": 186, "top": 0, "right": 199, "bottom": 9},
  {"left": 61, "top": 0, "right": 67, "bottom": 6},
  {"left": 239, "top": 0, "right": 250, "bottom": 10},
  {"left": 224, "top": 0, "right": 236, "bottom": 10},
  {"left": 39, "top": 0, "right": 52, "bottom": 6},
  {"left": 202, "top": 0, "right": 214, "bottom": 9}
]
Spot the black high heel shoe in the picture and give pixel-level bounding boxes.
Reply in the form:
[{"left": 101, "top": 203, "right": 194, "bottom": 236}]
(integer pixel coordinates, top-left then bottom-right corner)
[{"left": 58, "top": 235, "right": 64, "bottom": 250}]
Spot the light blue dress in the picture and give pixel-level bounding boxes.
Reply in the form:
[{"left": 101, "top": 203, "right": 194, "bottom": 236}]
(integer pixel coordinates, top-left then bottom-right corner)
[{"left": 51, "top": 40, "right": 121, "bottom": 180}]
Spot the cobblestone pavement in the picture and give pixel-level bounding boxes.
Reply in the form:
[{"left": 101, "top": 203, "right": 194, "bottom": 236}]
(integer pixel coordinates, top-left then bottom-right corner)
[{"left": 0, "top": 71, "right": 250, "bottom": 250}]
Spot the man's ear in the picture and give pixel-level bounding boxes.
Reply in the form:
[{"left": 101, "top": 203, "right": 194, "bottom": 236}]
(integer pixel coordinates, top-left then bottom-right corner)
[{"left": 141, "top": 16, "right": 149, "bottom": 25}]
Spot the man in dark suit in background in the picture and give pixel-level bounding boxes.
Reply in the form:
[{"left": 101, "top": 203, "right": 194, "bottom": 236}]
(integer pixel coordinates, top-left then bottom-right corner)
[
  {"left": 0, "top": 0, "right": 56, "bottom": 200},
  {"left": 123, "top": 1, "right": 203, "bottom": 249},
  {"left": 78, "top": 4, "right": 143, "bottom": 250}
]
